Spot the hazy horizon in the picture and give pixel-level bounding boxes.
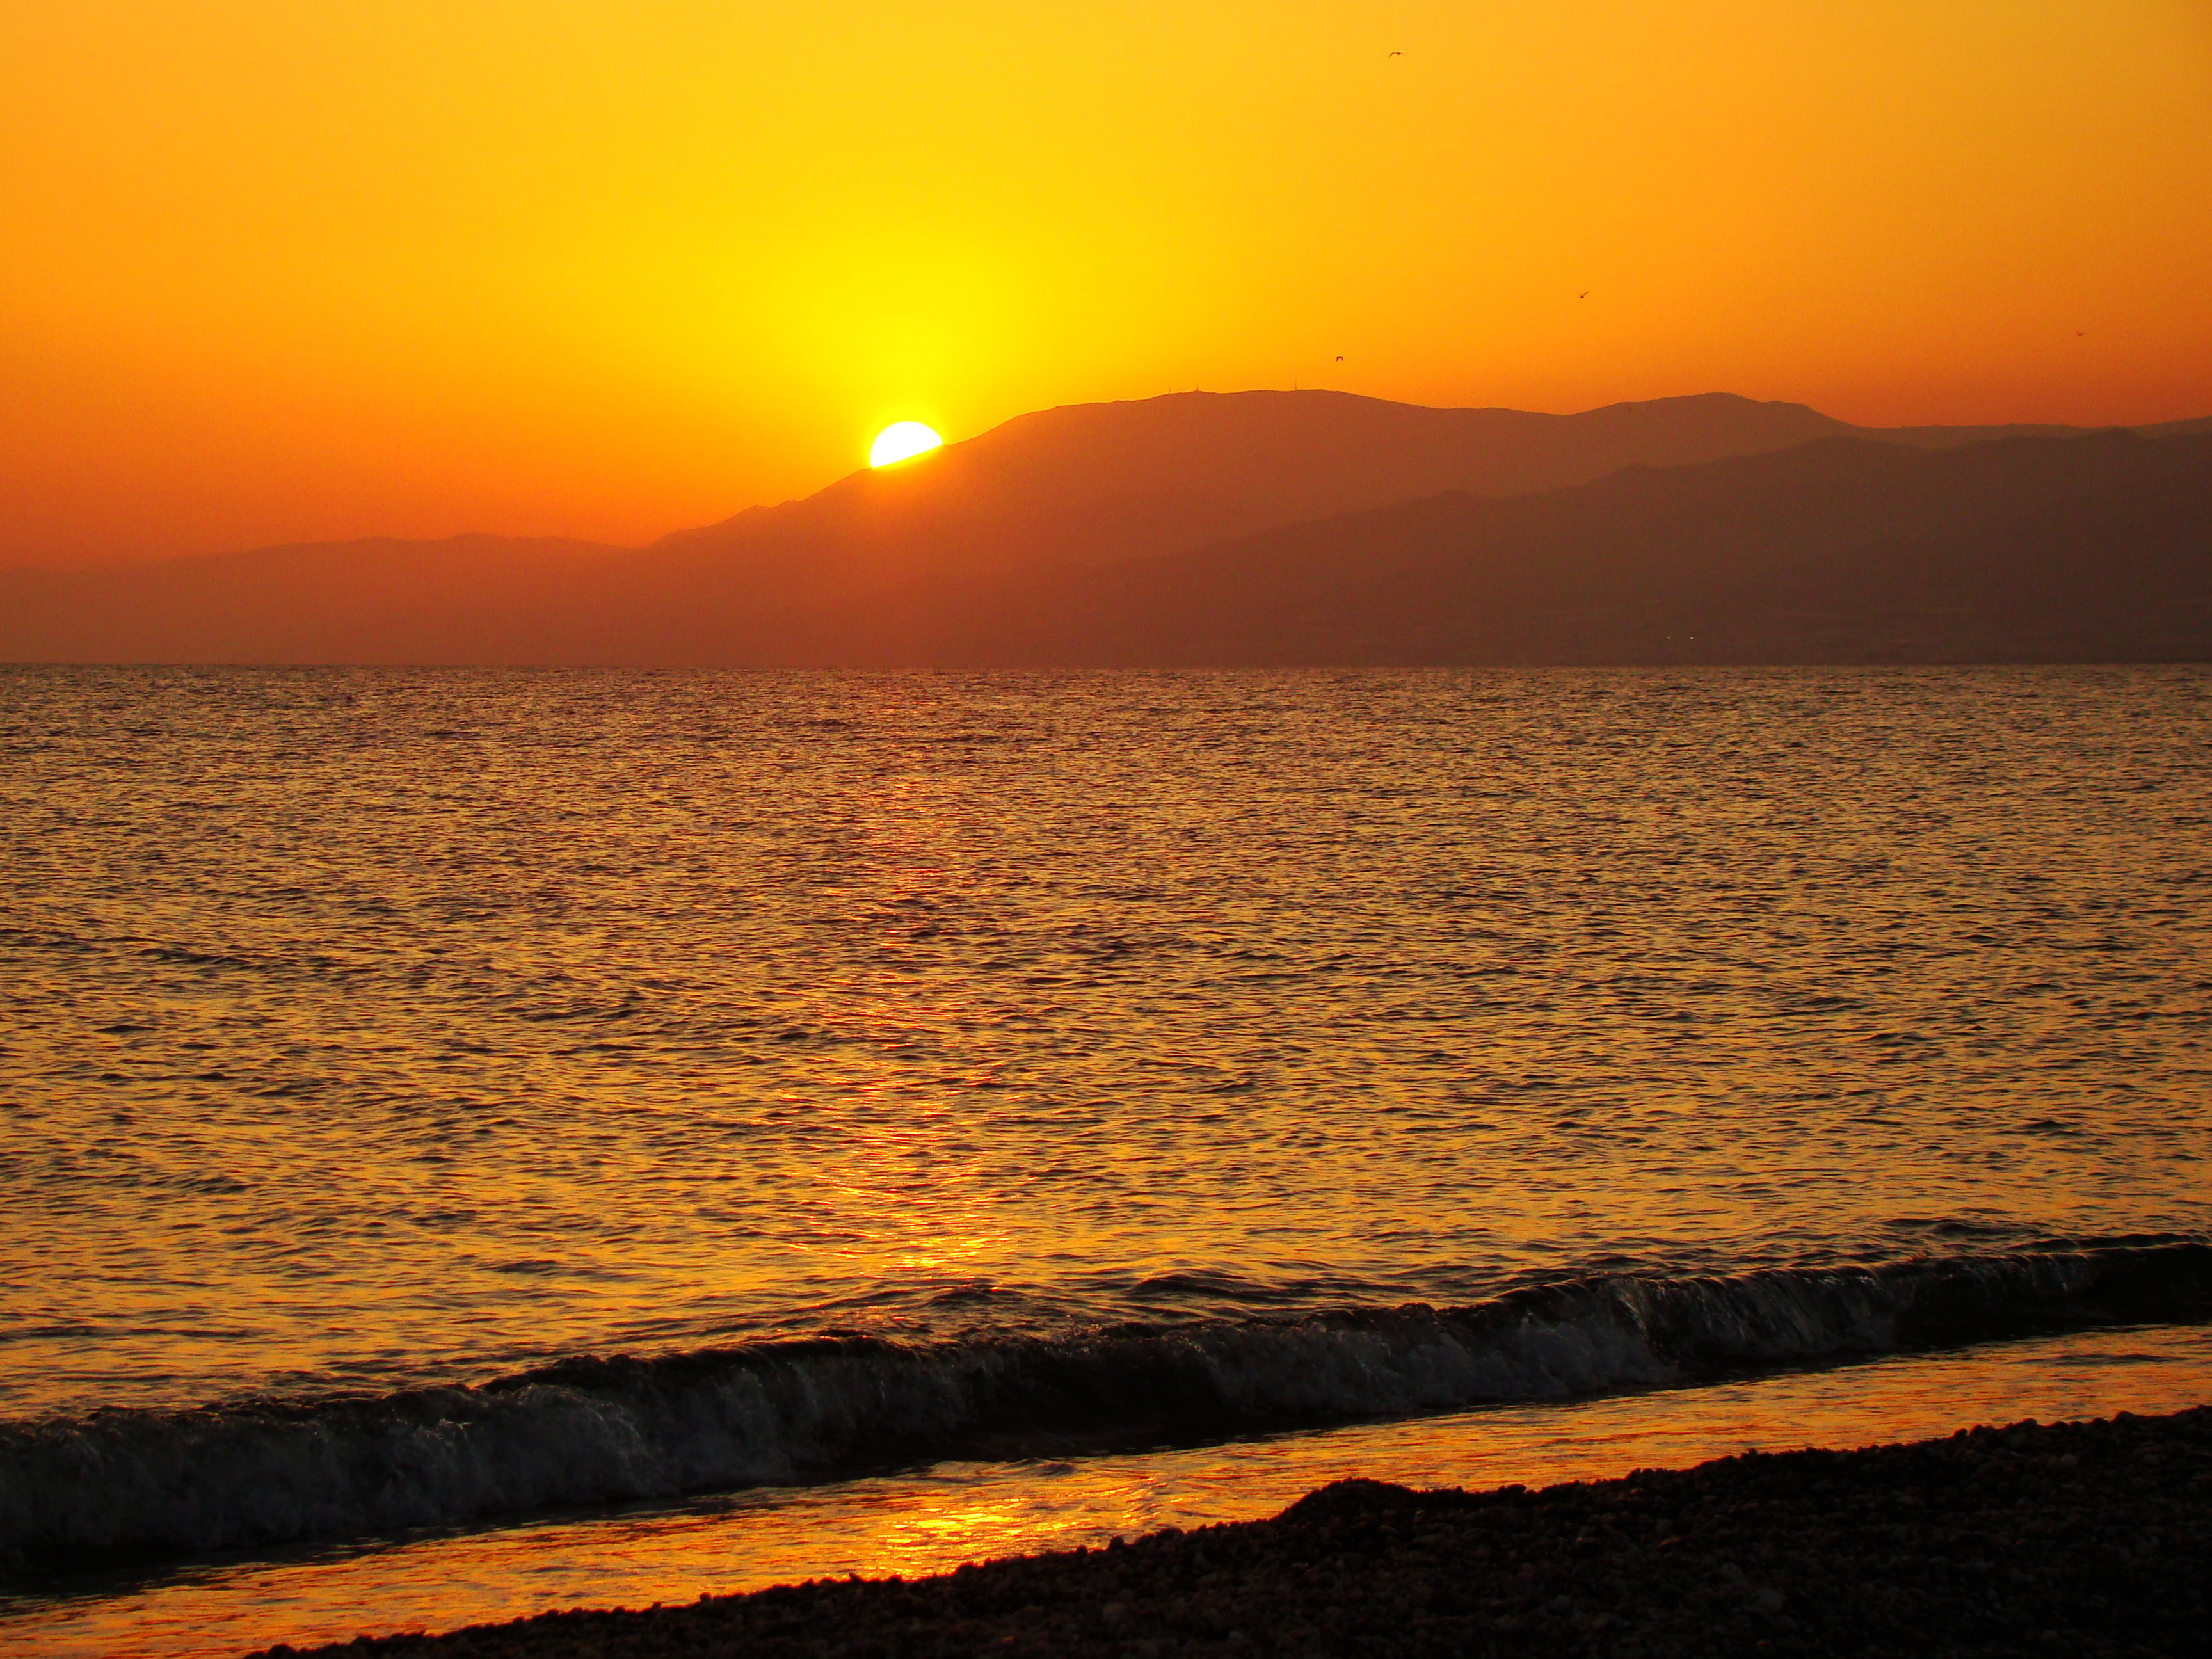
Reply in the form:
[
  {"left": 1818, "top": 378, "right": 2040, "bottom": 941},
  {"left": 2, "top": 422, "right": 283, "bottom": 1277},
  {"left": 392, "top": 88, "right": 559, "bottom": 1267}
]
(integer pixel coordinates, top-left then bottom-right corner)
[{"left": 6, "top": 392, "right": 2206, "bottom": 668}]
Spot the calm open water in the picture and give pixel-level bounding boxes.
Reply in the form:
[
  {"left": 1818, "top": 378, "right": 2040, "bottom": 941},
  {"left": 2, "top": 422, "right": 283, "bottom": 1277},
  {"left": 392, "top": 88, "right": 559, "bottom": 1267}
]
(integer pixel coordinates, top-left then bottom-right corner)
[{"left": 1, "top": 667, "right": 2208, "bottom": 1637}]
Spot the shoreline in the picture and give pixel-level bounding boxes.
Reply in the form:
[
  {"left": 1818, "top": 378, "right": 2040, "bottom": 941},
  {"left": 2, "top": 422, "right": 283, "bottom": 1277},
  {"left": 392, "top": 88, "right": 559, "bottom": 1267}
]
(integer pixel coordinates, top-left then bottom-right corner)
[
  {"left": 260, "top": 1404, "right": 2210, "bottom": 1658},
  {"left": 16, "top": 1240, "right": 2209, "bottom": 1578}
]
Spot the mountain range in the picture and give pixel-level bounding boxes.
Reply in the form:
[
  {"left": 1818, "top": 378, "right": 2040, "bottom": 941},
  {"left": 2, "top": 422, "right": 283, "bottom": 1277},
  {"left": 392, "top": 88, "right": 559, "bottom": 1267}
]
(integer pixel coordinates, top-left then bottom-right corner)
[{"left": 4, "top": 390, "right": 2208, "bottom": 665}]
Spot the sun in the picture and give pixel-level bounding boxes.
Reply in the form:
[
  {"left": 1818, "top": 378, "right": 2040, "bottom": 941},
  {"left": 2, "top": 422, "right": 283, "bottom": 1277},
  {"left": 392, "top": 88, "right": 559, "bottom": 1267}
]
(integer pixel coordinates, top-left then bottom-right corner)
[{"left": 869, "top": 421, "right": 943, "bottom": 468}]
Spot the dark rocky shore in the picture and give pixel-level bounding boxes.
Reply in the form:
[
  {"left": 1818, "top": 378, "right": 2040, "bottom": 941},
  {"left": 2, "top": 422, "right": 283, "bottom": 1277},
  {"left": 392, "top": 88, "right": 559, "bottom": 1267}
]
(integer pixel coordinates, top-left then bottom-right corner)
[{"left": 264, "top": 1406, "right": 2210, "bottom": 1659}]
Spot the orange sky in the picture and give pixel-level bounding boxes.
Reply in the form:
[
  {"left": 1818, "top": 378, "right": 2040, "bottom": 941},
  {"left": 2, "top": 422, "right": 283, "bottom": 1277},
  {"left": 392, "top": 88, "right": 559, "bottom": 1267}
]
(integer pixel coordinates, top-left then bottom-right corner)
[{"left": 5, "top": 0, "right": 2210, "bottom": 567}]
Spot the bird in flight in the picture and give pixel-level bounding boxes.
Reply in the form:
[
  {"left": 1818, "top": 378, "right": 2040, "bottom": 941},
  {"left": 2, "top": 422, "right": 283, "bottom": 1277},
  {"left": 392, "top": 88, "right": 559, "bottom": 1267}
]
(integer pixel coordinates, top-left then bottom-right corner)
[
  {"left": 1389, "top": 50, "right": 1402, "bottom": 57},
  {"left": 1336, "top": 355, "right": 1344, "bottom": 362},
  {"left": 1578, "top": 291, "right": 1590, "bottom": 299}
]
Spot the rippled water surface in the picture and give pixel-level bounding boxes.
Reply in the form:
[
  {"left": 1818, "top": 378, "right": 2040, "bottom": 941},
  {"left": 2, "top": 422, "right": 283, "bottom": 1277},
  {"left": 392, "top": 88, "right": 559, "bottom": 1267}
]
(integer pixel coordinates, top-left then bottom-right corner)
[{"left": 3, "top": 666, "right": 2208, "bottom": 1420}]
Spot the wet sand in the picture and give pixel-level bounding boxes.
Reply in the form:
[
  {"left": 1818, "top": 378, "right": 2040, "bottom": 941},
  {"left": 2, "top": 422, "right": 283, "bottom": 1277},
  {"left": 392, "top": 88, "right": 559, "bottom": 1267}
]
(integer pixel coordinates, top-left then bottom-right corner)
[{"left": 257, "top": 1404, "right": 2209, "bottom": 1658}]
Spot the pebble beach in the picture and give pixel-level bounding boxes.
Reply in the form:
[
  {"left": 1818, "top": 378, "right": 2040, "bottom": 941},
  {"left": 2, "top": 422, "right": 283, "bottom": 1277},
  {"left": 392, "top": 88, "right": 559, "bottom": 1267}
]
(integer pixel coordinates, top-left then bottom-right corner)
[{"left": 258, "top": 1405, "right": 2211, "bottom": 1659}]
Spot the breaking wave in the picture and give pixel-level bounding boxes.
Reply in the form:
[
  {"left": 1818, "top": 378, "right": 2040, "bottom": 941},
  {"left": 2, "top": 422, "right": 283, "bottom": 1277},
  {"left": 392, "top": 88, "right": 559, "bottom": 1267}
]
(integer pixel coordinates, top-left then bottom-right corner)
[{"left": 4, "top": 1237, "right": 2206, "bottom": 1572}]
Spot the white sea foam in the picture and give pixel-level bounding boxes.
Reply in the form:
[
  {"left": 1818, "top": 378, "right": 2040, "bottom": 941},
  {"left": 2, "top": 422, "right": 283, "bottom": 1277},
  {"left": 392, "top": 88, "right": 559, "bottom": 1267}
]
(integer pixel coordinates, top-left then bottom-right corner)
[{"left": 4, "top": 1240, "right": 2202, "bottom": 1571}]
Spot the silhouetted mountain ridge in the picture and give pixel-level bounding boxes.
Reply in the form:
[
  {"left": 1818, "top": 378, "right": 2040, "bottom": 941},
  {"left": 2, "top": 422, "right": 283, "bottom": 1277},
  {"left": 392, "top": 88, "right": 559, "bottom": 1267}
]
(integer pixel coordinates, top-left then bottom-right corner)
[
  {"left": 889, "top": 429, "right": 2212, "bottom": 664},
  {"left": 641, "top": 391, "right": 1857, "bottom": 591},
  {"left": 632, "top": 389, "right": 2145, "bottom": 604},
  {"left": 3, "top": 390, "right": 2207, "bottom": 663}
]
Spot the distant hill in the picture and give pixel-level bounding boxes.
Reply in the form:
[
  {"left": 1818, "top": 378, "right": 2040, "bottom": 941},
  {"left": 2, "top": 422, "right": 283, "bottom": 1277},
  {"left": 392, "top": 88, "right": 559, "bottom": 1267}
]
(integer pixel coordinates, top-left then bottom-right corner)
[
  {"left": 888, "top": 429, "right": 2212, "bottom": 665},
  {"left": 642, "top": 390, "right": 1863, "bottom": 592},
  {"left": 1, "top": 390, "right": 2207, "bottom": 664},
  {"left": 626, "top": 389, "right": 2145, "bottom": 610},
  {"left": 0, "top": 535, "right": 630, "bottom": 666}
]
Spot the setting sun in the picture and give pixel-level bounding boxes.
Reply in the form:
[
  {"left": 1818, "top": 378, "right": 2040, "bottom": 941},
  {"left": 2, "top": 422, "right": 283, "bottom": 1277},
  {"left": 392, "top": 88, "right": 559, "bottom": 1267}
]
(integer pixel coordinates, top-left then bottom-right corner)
[
  {"left": 6, "top": 4, "right": 2210, "bottom": 1653},
  {"left": 870, "top": 423, "right": 944, "bottom": 468}
]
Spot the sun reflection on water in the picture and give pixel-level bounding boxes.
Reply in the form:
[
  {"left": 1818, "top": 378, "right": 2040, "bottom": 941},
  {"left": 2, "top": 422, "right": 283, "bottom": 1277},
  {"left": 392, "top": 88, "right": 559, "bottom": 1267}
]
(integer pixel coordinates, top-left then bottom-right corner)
[{"left": 8, "top": 670, "right": 2209, "bottom": 1415}]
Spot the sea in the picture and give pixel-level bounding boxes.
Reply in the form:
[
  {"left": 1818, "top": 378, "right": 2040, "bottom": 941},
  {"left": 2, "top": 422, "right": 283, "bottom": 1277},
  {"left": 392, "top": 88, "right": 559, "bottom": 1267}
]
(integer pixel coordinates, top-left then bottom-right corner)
[{"left": 2, "top": 665, "right": 2208, "bottom": 1656}]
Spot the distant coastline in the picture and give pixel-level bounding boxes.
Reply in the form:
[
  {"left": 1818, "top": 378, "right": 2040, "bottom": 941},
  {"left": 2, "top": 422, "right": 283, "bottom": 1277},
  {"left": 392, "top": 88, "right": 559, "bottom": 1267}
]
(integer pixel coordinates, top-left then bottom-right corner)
[{"left": 6, "top": 390, "right": 2208, "bottom": 668}]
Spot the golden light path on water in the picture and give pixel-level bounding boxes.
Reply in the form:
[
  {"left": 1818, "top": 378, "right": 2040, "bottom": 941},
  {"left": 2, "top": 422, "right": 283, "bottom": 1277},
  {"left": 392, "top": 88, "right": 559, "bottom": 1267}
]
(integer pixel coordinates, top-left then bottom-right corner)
[
  {"left": 6, "top": 1326, "right": 2207, "bottom": 1659},
  {"left": 8, "top": 670, "right": 2209, "bottom": 1420}
]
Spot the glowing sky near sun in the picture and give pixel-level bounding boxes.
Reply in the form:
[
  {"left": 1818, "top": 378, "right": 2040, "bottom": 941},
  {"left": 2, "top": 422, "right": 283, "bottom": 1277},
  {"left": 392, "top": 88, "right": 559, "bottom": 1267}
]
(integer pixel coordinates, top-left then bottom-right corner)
[{"left": 4, "top": 0, "right": 2210, "bottom": 565}]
